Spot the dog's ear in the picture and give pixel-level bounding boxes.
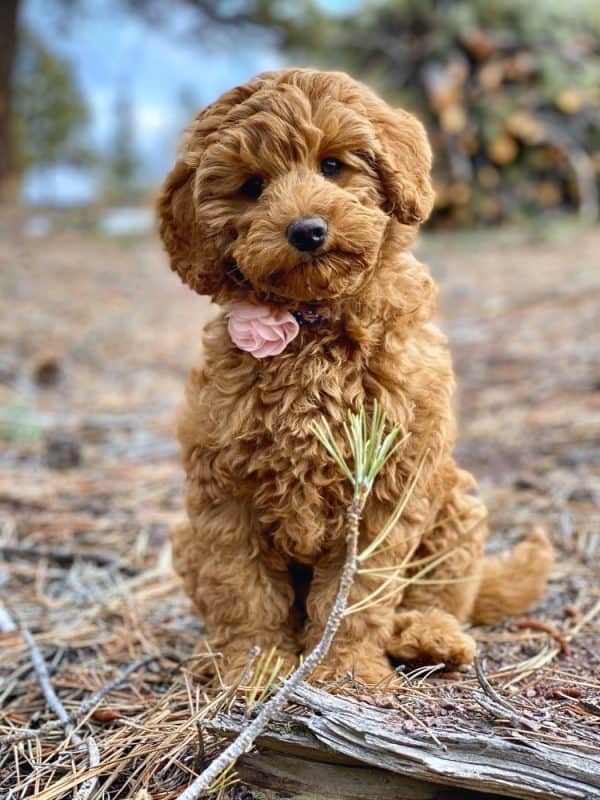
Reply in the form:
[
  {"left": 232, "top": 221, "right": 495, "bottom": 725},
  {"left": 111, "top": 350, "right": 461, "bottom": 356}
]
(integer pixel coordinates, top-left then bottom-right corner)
[
  {"left": 158, "top": 78, "right": 266, "bottom": 295},
  {"left": 373, "top": 107, "right": 435, "bottom": 225},
  {"left": 157, "top": 157, "right": 223, "bottom": 296}
]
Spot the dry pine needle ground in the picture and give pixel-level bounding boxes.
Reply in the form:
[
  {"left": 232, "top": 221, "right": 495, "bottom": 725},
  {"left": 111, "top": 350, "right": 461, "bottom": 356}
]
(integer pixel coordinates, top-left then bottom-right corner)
[{"left": 0, "top": 216, "right": 599, "bottom": 797}]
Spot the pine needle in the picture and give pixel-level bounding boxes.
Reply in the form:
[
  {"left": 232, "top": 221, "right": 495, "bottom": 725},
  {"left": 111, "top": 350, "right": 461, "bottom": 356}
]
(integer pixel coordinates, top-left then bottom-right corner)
[{"left": 359, "top": 442, "right": 429, "bottom": 562}]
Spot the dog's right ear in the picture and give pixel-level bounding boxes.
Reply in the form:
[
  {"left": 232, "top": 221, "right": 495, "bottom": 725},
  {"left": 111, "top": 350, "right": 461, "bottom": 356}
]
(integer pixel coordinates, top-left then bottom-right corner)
[
  {"left": 158, "top": 77, "right": 267, "bottom": 295},
  {"left": 157, "top": 157, "right": 224, "bottom": 296}
]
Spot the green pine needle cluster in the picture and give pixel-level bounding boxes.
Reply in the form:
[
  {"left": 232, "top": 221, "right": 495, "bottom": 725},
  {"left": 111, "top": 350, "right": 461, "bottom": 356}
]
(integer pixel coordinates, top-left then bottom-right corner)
[{"left": 309, "top": 401, "right": 409, "bottom": 498}]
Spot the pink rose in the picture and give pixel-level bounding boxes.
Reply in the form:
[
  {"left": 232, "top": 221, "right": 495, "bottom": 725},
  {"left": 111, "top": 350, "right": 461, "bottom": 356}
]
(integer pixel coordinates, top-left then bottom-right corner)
[{"left": 227, "top": 302, "right": 299, "bottom": 358}]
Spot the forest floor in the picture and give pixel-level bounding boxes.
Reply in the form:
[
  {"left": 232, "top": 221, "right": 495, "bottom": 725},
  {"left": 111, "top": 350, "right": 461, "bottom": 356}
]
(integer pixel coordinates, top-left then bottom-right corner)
[{"left": 0, "top": 213, "right": 598, "bottom": 798}]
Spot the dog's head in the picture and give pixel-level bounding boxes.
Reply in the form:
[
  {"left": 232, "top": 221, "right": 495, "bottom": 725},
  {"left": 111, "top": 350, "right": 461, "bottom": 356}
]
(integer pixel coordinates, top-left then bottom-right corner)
[{"left": 158, "top": 69, "right": 433, "bottom": 304}]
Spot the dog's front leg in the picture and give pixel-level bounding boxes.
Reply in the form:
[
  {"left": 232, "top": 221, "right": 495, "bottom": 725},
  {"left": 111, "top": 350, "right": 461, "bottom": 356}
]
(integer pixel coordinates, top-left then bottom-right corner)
[
  {"left": 171, "top": 497, "right": 298, "bottom": 684},
  {"left": 301, "top": 546, "right": 397, "bottom": 685}
]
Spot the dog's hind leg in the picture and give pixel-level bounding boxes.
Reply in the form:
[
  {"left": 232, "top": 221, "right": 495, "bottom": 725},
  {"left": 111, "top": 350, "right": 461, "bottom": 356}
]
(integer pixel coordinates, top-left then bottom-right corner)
[
  {"left": 387, "top": 465, "right": 487, "bottom": 667},
  {"left": 387, "top": 465, "right": 554, "bottom": 666},
  {"left": 397, "top": 467, "right": 488, "bottom": 619}
]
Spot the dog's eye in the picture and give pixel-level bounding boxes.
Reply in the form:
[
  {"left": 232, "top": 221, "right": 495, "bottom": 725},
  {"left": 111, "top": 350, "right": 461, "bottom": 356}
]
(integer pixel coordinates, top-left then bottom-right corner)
[
  {"left": 320, "top": 157, "right": 343, "bottom": 177},
  {"left": 240, "top": 175, "right": 264, "bottom": 199}
]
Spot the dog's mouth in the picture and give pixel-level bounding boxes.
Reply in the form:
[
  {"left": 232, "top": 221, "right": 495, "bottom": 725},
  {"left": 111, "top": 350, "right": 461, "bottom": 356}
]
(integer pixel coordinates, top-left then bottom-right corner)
[
  {"left": 268, "top": 248, "right": 348, "bottom": 285},
  {"left": 225, "top": 261, "right": 248, "bottom": 287},
  {"left": 226, "top": 249, "right": 372, "bottom": 304}
]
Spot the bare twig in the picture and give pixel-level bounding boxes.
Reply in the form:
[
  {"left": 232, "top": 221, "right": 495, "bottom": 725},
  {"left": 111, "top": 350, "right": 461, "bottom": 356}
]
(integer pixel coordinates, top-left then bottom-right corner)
[
  {"left": 474, "top": 658, "right": 539, "bottom": 732},
  {"left": 2, "top": 604, "right": 101, "bottom": 799},
  {"left": 21, "top": 629, "right": 75, "bottom": 736},
  {"left": 0, "top": 544, "right": 138, "bottom": 575},
  {"left": 474, "top": 657, "right": 515, "bottom": 712},
  {"left": 73, "top": 738, "right": 100, "bottom": 800},
  {"left": 473, "top": 693, "right": 540, "bottom": 732},
  {"left": 516, "top": 619, "right": 572, "bottom": 656}
]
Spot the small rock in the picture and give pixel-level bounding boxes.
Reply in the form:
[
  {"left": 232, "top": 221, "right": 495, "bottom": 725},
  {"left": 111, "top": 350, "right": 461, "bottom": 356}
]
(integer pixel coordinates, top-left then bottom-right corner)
[
  {"left": 45, "top": 430, "right": 81, "bottom": 470},
  {"left": 33, "top": 355, "right": 62, "bottom": 387},
  {"left": 440, "top": 700, "right": 456, "bottom": 710},
  {"left": 373, "top": 692, "right": 396, "bottom": 708},
  {"left": 356, "top": 694, "right": 376, "bottom": 706},
  {"left": 513, "top": 473, "right": 545, "bottom": 492},
  {"left": 521, "top": 643, "right": 540, "bottom": 657},
  {"left": 568, "top": 487, "right": 595, "bottom": 503}
]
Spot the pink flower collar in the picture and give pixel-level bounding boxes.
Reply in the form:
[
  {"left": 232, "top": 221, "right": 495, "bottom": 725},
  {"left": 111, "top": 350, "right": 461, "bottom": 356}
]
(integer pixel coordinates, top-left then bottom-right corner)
[
  {"left": 227, "top": 302, "right": 330, "bottom": 358},
  {"left": 228, "top": 302, "right": 300, "bottom": 358}
]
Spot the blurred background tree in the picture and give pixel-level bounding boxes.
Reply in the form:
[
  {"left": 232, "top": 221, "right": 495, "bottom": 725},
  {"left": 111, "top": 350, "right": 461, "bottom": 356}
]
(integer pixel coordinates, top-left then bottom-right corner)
[
  {"left": 0, "top": 0, "right": 20, "bottom": 201},
  {"left": 14, "top": 29, "right": 91, "bottom": 175},
  {"left": 0, "top": 0, "right": 317, "bottom": 202},
  {"left": 103, "top": 90, "right": 140, "bottom": 202}
]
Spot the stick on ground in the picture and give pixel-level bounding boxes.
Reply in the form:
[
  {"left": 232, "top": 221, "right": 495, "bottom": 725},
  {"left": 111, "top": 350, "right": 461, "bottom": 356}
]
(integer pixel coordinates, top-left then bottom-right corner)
[
  {"left": 0, "top": 656, "right": 156, "bottom": 746},
  {"left": 0, "top": 602, "right": 101, "bottom": 799}
]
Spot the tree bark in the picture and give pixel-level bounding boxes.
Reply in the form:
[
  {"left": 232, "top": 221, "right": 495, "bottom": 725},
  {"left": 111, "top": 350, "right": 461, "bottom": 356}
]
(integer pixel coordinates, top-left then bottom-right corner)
[{"left": 0, "top": 0, "right": 20, "bottom": 203}]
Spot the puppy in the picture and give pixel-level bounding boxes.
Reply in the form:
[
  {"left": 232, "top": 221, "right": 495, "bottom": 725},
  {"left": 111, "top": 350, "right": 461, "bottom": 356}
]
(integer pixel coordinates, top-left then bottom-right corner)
[{"left": 158, "top": 68, "right": 554, "bottom": 684}]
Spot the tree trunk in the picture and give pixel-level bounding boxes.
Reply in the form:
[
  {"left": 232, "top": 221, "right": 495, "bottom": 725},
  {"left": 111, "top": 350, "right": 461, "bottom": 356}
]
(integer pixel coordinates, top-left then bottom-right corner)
[{"left": 0, "top": 0, "right": 20, "bottom": 203}]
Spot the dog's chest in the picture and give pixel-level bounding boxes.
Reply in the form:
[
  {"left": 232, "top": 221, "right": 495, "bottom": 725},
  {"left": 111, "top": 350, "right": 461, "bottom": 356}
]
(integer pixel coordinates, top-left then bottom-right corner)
[
  {"left": 221, "top": 348, "right": 409, "bottom": 560},
  {"left": 246, "top": 407, "right": 351, "bottom": 560},
  {"left": 195, "top": 324, "right": 429, "bottom": 563}
]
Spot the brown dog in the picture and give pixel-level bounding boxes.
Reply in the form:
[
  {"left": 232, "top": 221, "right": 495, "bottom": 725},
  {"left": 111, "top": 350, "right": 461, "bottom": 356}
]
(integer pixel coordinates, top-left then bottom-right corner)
[{"left": 158, "top": 68, "right": 554, "bottom": 684}]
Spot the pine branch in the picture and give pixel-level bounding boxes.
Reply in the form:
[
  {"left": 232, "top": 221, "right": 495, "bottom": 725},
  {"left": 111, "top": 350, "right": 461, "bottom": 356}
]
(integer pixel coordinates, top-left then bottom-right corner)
[{"left": 175, "top": 402, "right": 404, "bottom": 799}]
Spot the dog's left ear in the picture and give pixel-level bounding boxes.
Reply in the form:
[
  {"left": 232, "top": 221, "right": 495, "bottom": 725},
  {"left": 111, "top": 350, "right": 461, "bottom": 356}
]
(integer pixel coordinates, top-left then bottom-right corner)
[{"left": 373, "top": 108, "right": 435, "bottom": 225}]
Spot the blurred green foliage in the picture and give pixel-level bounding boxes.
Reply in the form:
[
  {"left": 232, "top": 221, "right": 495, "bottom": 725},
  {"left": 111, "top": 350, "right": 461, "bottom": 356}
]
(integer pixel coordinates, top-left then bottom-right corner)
[
  {"left": 0, "top": 399, "right": 44, "bottom": 444},
  {"left": 13, "top": 28, "right": 92, "bottom": 173}
]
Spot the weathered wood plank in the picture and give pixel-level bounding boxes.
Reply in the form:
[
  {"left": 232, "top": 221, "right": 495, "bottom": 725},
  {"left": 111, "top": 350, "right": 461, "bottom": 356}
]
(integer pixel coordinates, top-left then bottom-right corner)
[
  {"left": 236, "top": 751, "right": 443, "bottom": 799},
  {"left": 208, "top": 682, "right": 600, "bottom": 800}
]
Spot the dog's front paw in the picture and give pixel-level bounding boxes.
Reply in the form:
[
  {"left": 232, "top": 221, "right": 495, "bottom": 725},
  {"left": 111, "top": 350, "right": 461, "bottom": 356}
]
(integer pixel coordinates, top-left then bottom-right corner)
[
  {"left": 193, "top": 638, "right": 299, "bottom": 686},
  {"left": 388, "top": 609, "right": 476, "bottom": 667},
  {"left": 222, "top": 650, "right": 299, "bottom": 688},
  {"left": 311, "top": 651, "right": 394, "bottom": 686}
]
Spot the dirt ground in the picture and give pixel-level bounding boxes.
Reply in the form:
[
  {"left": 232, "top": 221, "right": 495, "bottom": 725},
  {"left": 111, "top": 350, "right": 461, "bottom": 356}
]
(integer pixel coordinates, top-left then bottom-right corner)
[{"left": 0, "top": 214, "right": 598, "bottom": 798}]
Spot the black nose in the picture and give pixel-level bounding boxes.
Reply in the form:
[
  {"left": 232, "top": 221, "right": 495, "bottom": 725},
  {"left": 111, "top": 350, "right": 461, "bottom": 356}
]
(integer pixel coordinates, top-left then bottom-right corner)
[{"left": 287, "top": 216, "right": 328, "bottom": 252}]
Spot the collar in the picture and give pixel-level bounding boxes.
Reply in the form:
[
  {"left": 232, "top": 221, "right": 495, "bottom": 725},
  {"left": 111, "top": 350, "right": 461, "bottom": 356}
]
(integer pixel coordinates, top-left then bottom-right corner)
[
  {"left": 226, "top": 262, "right": 332, "bottom": 327},
  {"left": 291, "top": 307, "right": 331, "bottom": 326}
]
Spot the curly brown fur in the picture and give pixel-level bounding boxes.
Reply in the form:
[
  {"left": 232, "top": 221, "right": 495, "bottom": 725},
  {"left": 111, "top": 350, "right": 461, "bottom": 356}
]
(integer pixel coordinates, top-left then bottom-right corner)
[{"left": 158, "top": 68, "right": 554, "bottom": 684}]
